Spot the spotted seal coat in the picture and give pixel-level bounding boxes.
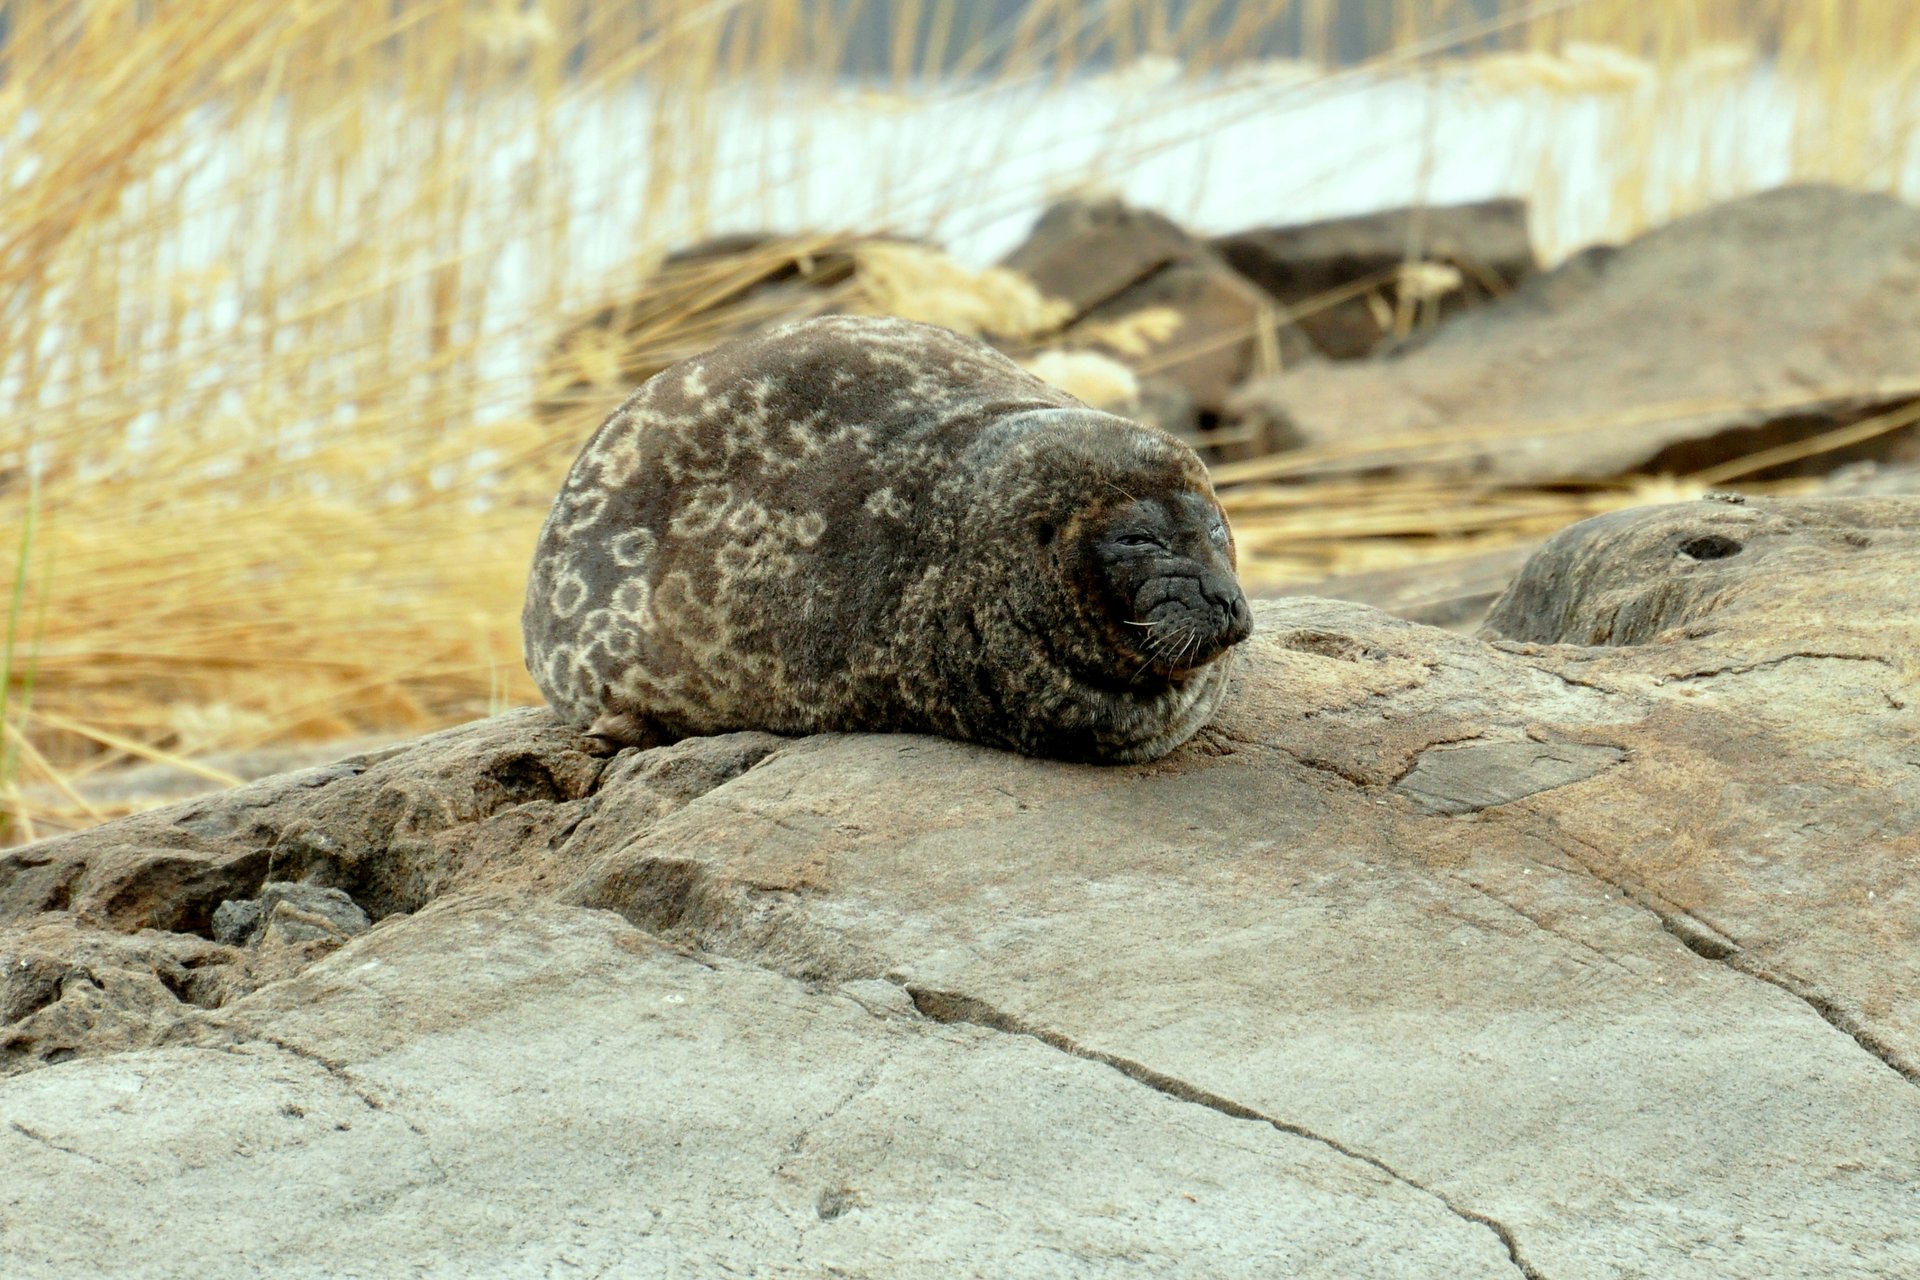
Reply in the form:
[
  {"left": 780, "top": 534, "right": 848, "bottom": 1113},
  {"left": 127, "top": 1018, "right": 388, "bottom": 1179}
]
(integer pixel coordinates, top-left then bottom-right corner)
[{"left": 522, "top": 315, "right": 1252, "bottom": 763}]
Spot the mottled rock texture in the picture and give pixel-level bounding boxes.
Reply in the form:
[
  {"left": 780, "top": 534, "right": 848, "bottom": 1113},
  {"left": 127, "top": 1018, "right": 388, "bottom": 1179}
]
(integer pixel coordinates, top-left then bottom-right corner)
[{"left": 5, "top": 494, "right": 1919, "bottom": 1279}]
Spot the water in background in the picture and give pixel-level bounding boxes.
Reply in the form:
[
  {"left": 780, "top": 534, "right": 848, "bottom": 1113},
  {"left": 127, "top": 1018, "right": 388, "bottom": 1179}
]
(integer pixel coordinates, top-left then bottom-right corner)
[
  {"left": 478, "top": 55, "right": 1816, "bottom": 393},
  {"left": 552, "top": 55, "right": 1818, "bottom": 265},
  {"left": 33, "top": 51, "right": 1911, "bottom": 432}
]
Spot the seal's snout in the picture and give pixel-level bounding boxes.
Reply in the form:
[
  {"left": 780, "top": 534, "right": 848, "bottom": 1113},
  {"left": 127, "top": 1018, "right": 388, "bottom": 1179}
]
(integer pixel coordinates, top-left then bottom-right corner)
[
  {"left": 1195, "top": 575, "right": 1252, "bottom": 659},
  {"left": 1223, "top": 587, "right": 1254, "bottom": 647},
  {"left": 1131, "top": 570, "right": 1252, "bottom": 674}
]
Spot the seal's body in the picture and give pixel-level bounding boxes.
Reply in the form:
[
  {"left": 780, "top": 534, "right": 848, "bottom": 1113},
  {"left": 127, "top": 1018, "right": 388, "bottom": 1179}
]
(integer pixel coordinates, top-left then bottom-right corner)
[{"left": 523, "top": 315, "right": 1251, "bottom": 763}]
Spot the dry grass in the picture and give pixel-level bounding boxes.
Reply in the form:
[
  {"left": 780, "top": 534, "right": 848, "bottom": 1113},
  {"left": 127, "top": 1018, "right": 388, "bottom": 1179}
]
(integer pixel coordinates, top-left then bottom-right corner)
[{"left": 6, "top": 0, "right": 1920, "bottom": 840}]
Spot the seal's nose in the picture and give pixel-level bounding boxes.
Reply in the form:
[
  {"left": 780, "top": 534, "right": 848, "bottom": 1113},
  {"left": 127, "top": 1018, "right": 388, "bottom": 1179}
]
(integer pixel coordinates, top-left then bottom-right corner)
[
  {"left": 1224, "top": 590, "right": 1253, "bottom": 646},
  {"left": 1198, "top": 574, "right": 1253, "bottom": 651}
]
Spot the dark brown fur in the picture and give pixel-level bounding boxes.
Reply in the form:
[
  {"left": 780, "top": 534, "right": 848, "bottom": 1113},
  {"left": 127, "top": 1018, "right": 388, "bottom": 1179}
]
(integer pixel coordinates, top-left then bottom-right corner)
[{"left": 523, "top": 315, "right": 1250, "bottom": 763}]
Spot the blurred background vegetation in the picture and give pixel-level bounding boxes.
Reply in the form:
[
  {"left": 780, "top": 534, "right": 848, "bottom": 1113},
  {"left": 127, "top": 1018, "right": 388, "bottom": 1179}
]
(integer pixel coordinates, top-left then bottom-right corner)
[{"left": 5, "top": 0, "right": 1919, "bottom": 839}]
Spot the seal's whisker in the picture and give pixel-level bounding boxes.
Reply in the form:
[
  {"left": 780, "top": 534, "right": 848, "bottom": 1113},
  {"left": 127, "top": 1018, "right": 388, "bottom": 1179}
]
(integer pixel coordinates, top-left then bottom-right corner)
[
  {"left": 1128, "top": 643, "right": 1165, "bottom": 684},
  {"left": 1143, "top": 629, "right": 1185, "bottom": 677}
]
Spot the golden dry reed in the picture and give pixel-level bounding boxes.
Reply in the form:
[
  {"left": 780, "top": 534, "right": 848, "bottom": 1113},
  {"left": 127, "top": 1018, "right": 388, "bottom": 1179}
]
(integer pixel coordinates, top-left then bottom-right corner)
[{"left": 3, "top": 0, "right": 1918, "bottom": 839}]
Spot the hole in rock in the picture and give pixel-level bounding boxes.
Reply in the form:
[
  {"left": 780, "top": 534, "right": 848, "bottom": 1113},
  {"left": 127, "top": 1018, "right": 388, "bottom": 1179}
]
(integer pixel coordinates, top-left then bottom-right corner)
[
  {"left": 1677, "top": 534, "right": 1743, "bottom": 562},
  {"left": 485, "top": 751, "right": 567, "bottom": 806},
  {"left": 41, "top": 876, "right": 72, "bottom": 914},
  {"left": 1277, "top": 629, "right": 1384, "bottom": 662},
  {"left": 155, "top": 965, "right": 193, "bottom": 1005}
]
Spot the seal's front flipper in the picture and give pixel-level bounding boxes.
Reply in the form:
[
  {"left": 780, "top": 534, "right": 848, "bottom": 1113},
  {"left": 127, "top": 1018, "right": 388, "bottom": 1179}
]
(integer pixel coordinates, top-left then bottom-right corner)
[{"left": 582, "top": 710, "right": 668, "bottom": 756}]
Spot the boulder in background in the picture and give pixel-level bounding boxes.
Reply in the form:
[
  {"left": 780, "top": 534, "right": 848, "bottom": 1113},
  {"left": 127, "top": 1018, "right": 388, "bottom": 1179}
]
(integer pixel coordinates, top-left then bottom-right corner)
[
  {"left": 1226, "top": 185, "right": 1920, "bottom": 479},
  {"left": 1214, "top": 198, "right": 1537, "bottom": 358}
]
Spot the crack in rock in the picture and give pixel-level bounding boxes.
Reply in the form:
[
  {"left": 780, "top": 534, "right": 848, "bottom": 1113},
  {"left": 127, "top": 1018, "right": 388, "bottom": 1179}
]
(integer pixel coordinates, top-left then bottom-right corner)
[
  {"left": 8, "top": 1119, "right": 146, "bottom": 1185},
  {"left": 1658, "top": 651, "right": 1895, "bottom": 685},
  {"left": 249, "top": 1034, "right": 392, "bottom": 1114},
  {"left": 1274, "top": 748, "right": 1374, "bottom": 790},
  {"left": 780, "top": 1060, "right": 885, "bottom": 1249},
  {"left": 904, "top": 985, "right": 1543, "bottom": 1280},
  {"left": 777, "top": 1060, "right": 882, "bottom": 1181},
  {"left": 1716, "top": 954, "right": 1920, "bottom": 1086},
  {"left": 1450, "top": 873, "right": 1635, "bottom": 976},
  {"left": 1543, "top": 828, "right": 1920, "bottom": 1087}
]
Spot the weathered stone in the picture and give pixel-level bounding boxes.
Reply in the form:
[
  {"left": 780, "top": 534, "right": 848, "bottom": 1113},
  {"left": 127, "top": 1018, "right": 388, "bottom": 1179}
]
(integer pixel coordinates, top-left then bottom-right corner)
[
  {"left": 0, "top": 712, "right": 610, "bottom": 933},
  {"left": 1226, "top": 186, "right": 1920, "bottom": 478},
  {"left": 206, "top": 897, "right": 256, "bottom": 943},
  {"left": 4, "top": 494, "right": 1919, "bottom": 1276},
  {"left": 1, "top": 921, "right": 236, "bottom": 1075},
  {"left": 1214, "top": 198, "right": 1537, "bottom": 358},
  {"left": 211, "top": 881, "right": 370, "bottom": 947},
  {"left": 997, "top": 196, "right": 1201, "bottom": 315},
  {"left": 1481, "top": 494, "right": 1918, "bottom": 646},
  {"left": 997, "top": 196, "right": 1314, "bottom": 414},
  {"left": 1066, "top": 256, "right": 1287, "bottom": 414},
  {"left": 1390, "top": 738, "right": 1626, "bottom": 815}
]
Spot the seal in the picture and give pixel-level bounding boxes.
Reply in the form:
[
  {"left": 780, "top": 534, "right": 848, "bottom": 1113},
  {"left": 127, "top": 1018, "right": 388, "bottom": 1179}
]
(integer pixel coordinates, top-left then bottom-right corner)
[{"left": 522, "top": 314, "right": 1252, "bottom": 764}]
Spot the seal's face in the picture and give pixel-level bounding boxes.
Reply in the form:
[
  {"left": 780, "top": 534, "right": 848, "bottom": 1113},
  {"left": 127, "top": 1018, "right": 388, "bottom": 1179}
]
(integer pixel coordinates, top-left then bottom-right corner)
[{"left": 1081, "top": 490, "right": 1253, "bottom": 679}]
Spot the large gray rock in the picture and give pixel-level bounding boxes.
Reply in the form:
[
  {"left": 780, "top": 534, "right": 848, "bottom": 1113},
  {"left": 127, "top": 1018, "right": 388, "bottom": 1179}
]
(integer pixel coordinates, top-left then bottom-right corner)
[
  {"left": 2, "top": 898, "right": 1518, "bottom": 1278},
  {"left": 5, "top": 494, "right": 1920, "bottom": 1277},
  {"left": 1225, "top": 185, "right": 1920, "bottom": 481},
  {"left": 998, "top": 196, "right": 1311, "bottom": 414},
  {"left": 999, "top": 196, "right": 1202, "bottom": 317},
  {"left": 1214, "top": 198, "right": 1538, "bottom": 359}
]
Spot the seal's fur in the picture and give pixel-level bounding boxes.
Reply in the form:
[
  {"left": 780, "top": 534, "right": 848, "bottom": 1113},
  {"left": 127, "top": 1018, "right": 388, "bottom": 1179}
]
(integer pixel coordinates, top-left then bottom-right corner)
[{"left": 523, "top": 315, "right": 1251, "bottom": 763}]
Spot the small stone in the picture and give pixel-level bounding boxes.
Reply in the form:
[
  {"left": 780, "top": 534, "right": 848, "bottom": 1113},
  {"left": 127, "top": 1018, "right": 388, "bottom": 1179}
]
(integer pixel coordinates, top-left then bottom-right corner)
[
  {"left": 211, "top": 899, "right": 262, "bottom": 947},
  {"left": 210, "top": 883, "right": 369, "bottom": 948}
]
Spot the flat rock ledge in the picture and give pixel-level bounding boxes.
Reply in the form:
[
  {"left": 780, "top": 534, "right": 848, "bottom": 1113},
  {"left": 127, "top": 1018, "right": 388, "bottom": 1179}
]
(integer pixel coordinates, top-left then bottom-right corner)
[{"left": 4, "top": 495, "right": 1919, "bottom": 1279}]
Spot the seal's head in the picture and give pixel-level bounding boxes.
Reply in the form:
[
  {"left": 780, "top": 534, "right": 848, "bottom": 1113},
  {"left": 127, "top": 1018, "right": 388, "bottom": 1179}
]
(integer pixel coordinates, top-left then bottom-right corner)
[
  {"left": 1073, "top": 485, "right": 1252, "bottom": 679},
  {"left": 970, "top": 408, "right": 1252, "bottom": 698}
]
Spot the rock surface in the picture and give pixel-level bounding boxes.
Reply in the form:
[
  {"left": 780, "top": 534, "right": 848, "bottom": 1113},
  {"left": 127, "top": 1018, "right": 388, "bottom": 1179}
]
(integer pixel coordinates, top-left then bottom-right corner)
[
  {"left": 3, "top": 899, "right": 1520, "bottom": 1278},
  {"left": 1227, "top": 185, "right": 1920, "bottom": 479},
  {"left": 999, "top": 197, "right": 1202, "bottom": 316},
  {"left": 1070, "top": 254, "right": 1284, "bottom": 416},
  {"left": 6, "top": 494, "right": 1920, "bottom": 1277}
]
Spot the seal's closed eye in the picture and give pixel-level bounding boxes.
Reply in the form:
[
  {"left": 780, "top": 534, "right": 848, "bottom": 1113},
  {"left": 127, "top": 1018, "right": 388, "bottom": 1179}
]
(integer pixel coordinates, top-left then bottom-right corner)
[{"left": 1110, "top": 532, "right": 1165, "bottom": 551}]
